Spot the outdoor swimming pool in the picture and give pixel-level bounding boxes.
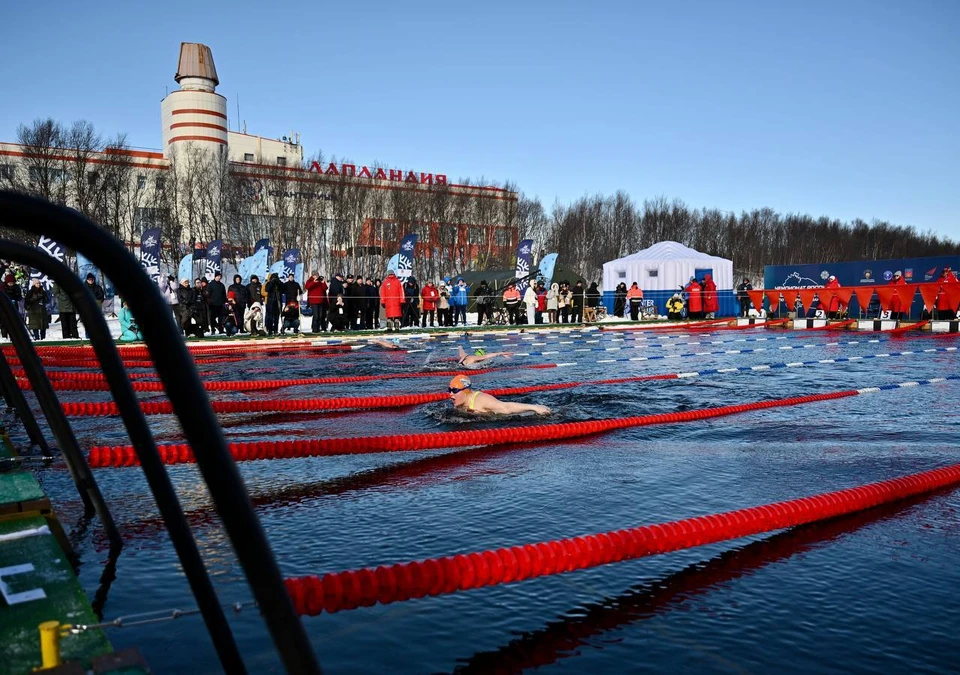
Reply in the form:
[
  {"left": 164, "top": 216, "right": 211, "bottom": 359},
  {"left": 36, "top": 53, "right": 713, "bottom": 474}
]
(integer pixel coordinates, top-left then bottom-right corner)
[{"left": 26, "top": 326, "right": 960, "bottom": 673}]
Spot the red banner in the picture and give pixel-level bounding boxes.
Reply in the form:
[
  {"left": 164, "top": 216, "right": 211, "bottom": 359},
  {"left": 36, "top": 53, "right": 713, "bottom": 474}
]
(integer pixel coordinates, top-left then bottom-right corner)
[
  {"left": 797, "top": 289, "right": 818, "bottom": 311},
  {"left": 747, "top": 290, "right": 765, "bottom": 311},
  {"left": 765, "top": 290, "right": 783, "bottom": 311},
  {"left": 852, "top": 287, "right": 875, "bottom": 314},
  {"left": 918, "top": 283, "right": 940, "bottom": 311}
]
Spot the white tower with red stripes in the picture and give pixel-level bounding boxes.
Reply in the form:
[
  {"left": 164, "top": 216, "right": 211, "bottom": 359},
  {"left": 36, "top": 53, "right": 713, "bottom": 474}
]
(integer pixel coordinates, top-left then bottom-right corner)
[{"left": 161, "top": 43, "right": 228, "bottom": 158}]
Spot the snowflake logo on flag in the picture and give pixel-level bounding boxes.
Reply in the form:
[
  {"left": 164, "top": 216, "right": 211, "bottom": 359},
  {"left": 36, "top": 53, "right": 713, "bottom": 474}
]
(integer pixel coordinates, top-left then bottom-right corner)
[
  {"left": 285, "top": 253, "right": 297, "bottom": 264},
  {"left": 402, "top": 240, "right": 415, "bottom": 251},
  {"left": 208, "top": 246, "right": 220, "bottom": 258},
  {"left": 516, "top": 259, "right": 530, "bottom": 276},
  {"left": 143, "top": 235, "right": 157, "bottom": 249},
  {"left": 399, "top": 254, "right": 413, "bottom": 271},
  {"left": 519, "top": 244, "right": 530, "bottom": 255},
  {"left": 38, "top": 236, "right": 65, "bottom": 262}
]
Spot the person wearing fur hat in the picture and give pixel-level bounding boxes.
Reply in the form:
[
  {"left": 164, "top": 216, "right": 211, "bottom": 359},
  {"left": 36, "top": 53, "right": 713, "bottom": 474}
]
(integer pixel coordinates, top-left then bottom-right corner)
[{"left": 24, "top": 278, "right": 49, "bottom": 340}]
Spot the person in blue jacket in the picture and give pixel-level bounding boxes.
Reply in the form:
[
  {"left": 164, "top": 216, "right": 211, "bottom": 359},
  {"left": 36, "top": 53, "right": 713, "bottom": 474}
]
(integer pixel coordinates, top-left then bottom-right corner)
[
  {"left": 450, "top": 278, "right": 469, "bottom": 326},
  {"left": 118, "top": 298, "right": 142, "bottom": 341}
]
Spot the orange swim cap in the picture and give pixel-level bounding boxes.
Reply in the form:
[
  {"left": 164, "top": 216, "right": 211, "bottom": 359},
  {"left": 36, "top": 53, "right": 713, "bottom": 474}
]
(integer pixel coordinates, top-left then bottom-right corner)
[{"left": 448, "top": 375, "right": 472, "bottom": 393}]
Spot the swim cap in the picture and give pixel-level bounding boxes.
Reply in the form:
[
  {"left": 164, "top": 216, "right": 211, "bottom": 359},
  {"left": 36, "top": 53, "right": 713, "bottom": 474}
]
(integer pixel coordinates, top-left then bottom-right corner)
[
  {"left": 474, "top": 348, "right": 486, "bottom": 356},
  {"left": 448, "top": 375, "right": 472, "bottom": 393}
]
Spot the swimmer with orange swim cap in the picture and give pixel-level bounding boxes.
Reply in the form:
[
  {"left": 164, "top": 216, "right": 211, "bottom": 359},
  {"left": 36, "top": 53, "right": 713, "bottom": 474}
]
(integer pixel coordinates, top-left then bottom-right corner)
[{"left": 448, "top": 375, "right": 551, "bottom": 415}]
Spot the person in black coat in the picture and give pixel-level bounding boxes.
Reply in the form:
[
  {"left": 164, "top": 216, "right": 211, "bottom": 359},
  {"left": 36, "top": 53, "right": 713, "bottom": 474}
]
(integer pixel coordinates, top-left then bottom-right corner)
[
  {"left": 207, "top": 272, "right": 227, "bottom": 334},
  {"left": 228, "top": 275, "right": 249, "bottom": 331},
  {"left": 364, "top": 278, "right": 378, "bottom": 329},
  {"left": 1, "top": 274, "right": 22, "bottom": 338},
  {"left": 84, "top": 273, "right": 105, "bottom": 307},
  {"left": 24, "top": 280, "right": 49, "bottom": 340},
  {"left": 195, "top": 278, "right": 211, "bottom": 334},
  {"left": 571, "top": 280, "right": 585, "bottom": 323},
  {"left": 281, "top": 273, "right": 302, "bottom": 306},
  {"left": 344, "top": 274, "right": 366, "bottom": 330},
  {"left": 54, "top": 282, "right": 79, "bottom": 339},
  {"left": 328, "top": 273, "right": 345, "bottom": 302},
  {"left": 263, "top": 273, "right": 283, "bottom": 335},
  {"left": 246, "top": 275, "right": 262, "bottom": 308},
  {"left": 176, "top": 279, "right": 202, "bottom": 337},
  {"left": 402, "top": 276, "right": 420, "bottom": 328},
  {"left": 613, "top": 282, "right": 627, "bottom": 318}
]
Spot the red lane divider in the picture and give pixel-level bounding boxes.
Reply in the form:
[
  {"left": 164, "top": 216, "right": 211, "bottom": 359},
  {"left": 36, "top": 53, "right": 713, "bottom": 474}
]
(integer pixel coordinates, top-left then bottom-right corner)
[
  {"left": 888, "top": 320, "right": 929, "bottom": 336},
  {"left": 63, "top": 373, "right": 680, "bottom": 417},
  {"left": 687, "top": 318, "right": 789, "bottom": 332},
  {"left": 600, "top": 318, "right": 731, "bottom": 333},
  {"left": 284, "top": 462, "right": 960, "bottom": 616},
  {"left": 4, "top": 342, "right": 352, "bottom": 358},
  {"left": 821, "top": 319, "right": 858, "bottom": 331},
  {"left": 25, "top": 364, "right": 557, "bottom": 393},
  {"left": 87, "top": 389, "right": 856, "bottom": 467}
]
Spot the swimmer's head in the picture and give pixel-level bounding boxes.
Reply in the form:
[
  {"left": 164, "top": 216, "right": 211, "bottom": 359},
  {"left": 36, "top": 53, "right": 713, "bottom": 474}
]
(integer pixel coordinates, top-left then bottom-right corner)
[
  {"left": 474, "top": 348, "right": 486, "bottom": 356},
  {"left": 448, "top": 375, "right": 472, "bottom": 394}
]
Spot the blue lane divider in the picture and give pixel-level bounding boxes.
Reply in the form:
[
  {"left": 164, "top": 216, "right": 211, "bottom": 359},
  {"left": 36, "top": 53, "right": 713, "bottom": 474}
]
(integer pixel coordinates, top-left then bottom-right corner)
[{"left": 671, "top": 347, "right": 959, "bottom": 379}]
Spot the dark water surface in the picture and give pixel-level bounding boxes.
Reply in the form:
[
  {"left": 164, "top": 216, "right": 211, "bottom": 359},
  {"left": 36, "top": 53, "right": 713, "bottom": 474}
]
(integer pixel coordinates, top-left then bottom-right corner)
[{"left": 31, "top": 328, "right": 960, "bottom": 673}]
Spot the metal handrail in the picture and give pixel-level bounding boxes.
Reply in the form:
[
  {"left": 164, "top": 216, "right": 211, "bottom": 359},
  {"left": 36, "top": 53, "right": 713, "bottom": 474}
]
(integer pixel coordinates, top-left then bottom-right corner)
[
  {"left": 0, "top": 291, "right": 121, "bottom": 551},
  {"left": 0, "top": 191, "right": 321, "bottom": 674},
  {"left": 0, "top": 344, "right": 50, "bottom": 453},
  {"left": 0, "top": 241, "right": 246, "bottom": 673}
]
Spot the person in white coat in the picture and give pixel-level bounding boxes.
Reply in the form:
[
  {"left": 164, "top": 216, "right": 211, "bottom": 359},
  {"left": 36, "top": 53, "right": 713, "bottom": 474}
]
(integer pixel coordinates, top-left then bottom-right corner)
[
  {"left": 523, "top": 284, "right": 537, "bottom": 325},
  {"left": 163, "top": 275, "right": 179, "bottom": 322},
  {"left": 244, "top": 301, "right": 266, "bottom": 335}
]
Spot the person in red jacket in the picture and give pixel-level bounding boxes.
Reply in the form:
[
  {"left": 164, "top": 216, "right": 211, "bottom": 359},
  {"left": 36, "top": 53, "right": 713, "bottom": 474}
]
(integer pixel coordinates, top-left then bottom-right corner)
[
  {"left": 823, "top": 275, "right": 843, "bottom": 318},
  {"left": 420, "top": 280, "right": 440, "bottom": 327},
  {"left": 380, "top": 270, "right": 405, "bottom": 332},
  {"left": 626, "top": 282, "right": 644, "bottom": 320},
  {"left": 684, "top": 277, "right": 703, "bottom": 319},
  {"left": 887, "top": 270, "right": 907, "bottom": 320},
  {"left": 702, "top": 273, "right": 719, "bottom": 318},
  {"left": 935, "top": 266, "right": 958, "bottom": 320},
  {"left": 304, "top": 272, "right": 329, "bottom": 332}
]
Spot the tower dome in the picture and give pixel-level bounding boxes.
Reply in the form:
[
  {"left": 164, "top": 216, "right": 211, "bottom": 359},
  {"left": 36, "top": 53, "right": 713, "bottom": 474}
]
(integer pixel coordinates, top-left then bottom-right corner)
[{"left": 161, "top": 43, "right": 228, "bottom": 156}]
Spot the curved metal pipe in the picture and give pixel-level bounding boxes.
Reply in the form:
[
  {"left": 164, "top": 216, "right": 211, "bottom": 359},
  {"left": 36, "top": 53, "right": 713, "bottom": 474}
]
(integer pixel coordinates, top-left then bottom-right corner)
[
  {"left": 0, "top": 191, "right": 320, "bottom": 674},
  {"left": 0, "top": 241, "right": 245, "bottom": 673}
]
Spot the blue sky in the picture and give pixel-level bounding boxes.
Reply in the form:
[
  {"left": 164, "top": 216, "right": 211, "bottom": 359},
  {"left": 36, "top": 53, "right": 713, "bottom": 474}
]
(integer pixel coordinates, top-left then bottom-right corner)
[{"left": 1, "top": 0, "right": 958, "bottom": 238}]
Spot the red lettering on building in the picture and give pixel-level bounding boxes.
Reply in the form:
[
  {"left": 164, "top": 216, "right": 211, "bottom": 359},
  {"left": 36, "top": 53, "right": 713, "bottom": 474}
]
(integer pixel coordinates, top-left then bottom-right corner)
[
  {"left": 420, "top": 172, "right": 433, "bottom": 184},
  {"left": 436, "top": 174, "right": 447, "bottom": 185},
  {"left": 405, "top": 171, "right": 419, "bottom": 183},
  {"left": 324, "top": 162, "right": 339, "bottom": 176},
  {"left": 374, "top": 168, "right": 387, "bottom": 180},
  {"left": 389, "top": 169, "right": 403, "bottom": 181},
  {"left": 358, "top": 166, "right": 372, "bottom": 178},
  {"left": 341, "top": 164, "right": 356, "bottom": 176}
]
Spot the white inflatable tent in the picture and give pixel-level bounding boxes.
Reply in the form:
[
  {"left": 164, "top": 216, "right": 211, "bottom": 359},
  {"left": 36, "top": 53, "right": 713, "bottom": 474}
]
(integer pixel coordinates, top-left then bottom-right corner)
[{"left": 602, "top": 241, "right": 735, "bottom": 315}]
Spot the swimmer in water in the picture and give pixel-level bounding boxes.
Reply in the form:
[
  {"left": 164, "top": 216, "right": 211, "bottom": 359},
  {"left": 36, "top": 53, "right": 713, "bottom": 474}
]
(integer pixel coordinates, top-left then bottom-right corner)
[
  {"left": 369, "top": 338, "right": 403, "bottom": 350},
  {"left": 457, "top": 345, "right": 513, "bottom": 369},
  {"left": 448, "top": 375, "right": 551, "bottom": 415}
]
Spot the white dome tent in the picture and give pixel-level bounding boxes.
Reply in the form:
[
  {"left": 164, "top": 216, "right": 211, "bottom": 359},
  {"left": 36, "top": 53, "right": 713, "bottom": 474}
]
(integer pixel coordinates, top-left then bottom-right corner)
[{"left": 602, "top": 241, "right": 735, "bottom": 316}]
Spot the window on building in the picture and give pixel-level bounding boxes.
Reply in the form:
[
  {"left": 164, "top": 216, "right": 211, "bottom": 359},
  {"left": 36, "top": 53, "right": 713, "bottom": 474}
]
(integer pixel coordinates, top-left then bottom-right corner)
[
  {"left": 28, "top": 166, "right": 67, "bottom": 184},
  {"left": 155, "top": 177, "right": 166, "bottom": 191},
  {"left": 617, "top": 270, "right": 626, "bottom": 279},
  {"left": 244, "top": 153, "right": 254, "bottom": 162},
  {"left": 440, "top": 224, "right": 457, "bottom": 245},
  {"left": 468, "top": 227, "right": 486, "bottom": 245},
  {"left": 382, "top": 221, "right": 398, "bottom": 242},
  {"left": 647, "top": 269, "right": 658, "bottom": 278},
  {"left": 137, "top": 174, "right": 147, "bottom": 190},
  {"left": 0, "top": 164, "right": 16, "bottom": 181},
  {"left": 493, "top": 227, "right": 510, "bottom": 247},
  {"left": 87, "top": 171, "right": 99, "bottom": 186},
  {"left": 276, "top": 157, "right": 286, "bottom": 166}
]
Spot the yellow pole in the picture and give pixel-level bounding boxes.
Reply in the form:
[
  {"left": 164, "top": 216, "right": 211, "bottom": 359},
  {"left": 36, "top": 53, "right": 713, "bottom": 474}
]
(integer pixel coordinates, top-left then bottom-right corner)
[{"left": 37, "top": 621, "right": 62, "bottom": 669}]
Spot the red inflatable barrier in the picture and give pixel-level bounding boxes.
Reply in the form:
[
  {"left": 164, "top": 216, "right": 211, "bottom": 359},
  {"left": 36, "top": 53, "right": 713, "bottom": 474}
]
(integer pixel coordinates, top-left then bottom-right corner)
[
  {"left": 600, "top": 318, "right": 730, "bottom": 333},
  {"left": 87, "top": 389, "right": 857, "bottom": 467},
  {"left": 25, "top": 364, "right": 557, "bottom": 393},
  {"left": 284, "top": 462, "right": 960, "bottom": 616}
]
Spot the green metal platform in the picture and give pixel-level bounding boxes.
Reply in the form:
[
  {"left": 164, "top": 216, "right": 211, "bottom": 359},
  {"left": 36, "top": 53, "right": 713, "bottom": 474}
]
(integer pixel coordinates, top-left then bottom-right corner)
[{"left": 0, "top": 425, "right": 147, "bottom": 674}]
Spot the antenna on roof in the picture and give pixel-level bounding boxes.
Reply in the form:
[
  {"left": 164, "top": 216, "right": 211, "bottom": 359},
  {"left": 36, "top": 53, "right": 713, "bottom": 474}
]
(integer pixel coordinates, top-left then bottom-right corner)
[{"left": 236, "top": 94, "right": 240, "bottom": 133}]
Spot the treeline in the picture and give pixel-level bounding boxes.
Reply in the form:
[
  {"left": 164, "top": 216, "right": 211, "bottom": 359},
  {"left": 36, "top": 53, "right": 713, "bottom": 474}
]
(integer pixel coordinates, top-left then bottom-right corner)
[
  {"left": 4, "top": 118, "right": 957, "bottom": 285},
  {"left": 516, "top": 193, "right": 960, "bottom": 280}
]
